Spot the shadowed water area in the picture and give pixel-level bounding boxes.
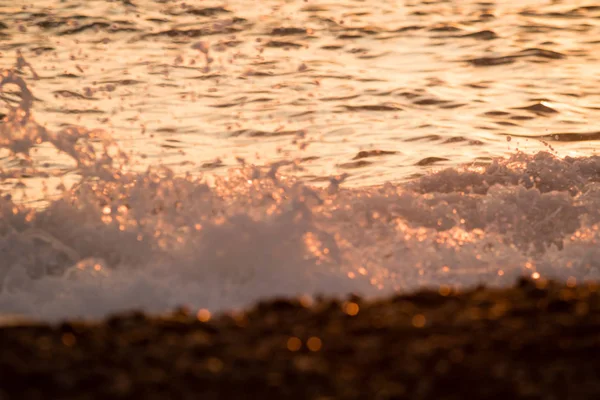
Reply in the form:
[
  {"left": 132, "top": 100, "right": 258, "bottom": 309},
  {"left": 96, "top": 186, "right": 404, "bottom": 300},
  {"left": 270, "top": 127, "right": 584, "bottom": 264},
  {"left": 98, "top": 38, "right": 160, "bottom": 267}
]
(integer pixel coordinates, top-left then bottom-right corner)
[{"left": 1, "top": 0, "right": 600, "bottom": 320}]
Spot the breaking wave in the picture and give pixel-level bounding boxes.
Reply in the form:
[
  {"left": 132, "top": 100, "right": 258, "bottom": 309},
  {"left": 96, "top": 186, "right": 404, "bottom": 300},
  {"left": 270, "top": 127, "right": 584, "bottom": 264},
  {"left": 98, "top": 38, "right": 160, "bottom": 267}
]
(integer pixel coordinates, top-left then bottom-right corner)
[{"left": 2, "top": 64, "right": 600, "bottom": 321}]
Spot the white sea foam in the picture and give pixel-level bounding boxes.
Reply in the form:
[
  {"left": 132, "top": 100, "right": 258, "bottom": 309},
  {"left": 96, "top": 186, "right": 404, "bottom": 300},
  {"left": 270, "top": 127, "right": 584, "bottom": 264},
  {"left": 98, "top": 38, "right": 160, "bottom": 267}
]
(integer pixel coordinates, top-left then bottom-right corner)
[{"left": 1, "top": 67, "right": 600, "bottom": 321}]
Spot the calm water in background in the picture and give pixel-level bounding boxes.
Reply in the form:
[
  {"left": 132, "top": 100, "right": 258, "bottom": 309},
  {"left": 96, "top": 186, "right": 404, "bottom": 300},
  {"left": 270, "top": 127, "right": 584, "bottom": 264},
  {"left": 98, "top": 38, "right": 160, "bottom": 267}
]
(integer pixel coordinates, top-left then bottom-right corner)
[
  {"left": 2, "top": 0, "right": 599, "bottom": 186},
  {"left": 1, "top": 0, "right": 600, "bottom": 320}
]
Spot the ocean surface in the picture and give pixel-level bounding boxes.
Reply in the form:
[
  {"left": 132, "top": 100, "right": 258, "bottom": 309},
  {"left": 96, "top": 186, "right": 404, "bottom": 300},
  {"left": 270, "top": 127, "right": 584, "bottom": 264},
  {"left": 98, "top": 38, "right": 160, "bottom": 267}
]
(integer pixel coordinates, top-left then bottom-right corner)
[{"left": 1, "top": 0, "right": 600, "bottom": 320}]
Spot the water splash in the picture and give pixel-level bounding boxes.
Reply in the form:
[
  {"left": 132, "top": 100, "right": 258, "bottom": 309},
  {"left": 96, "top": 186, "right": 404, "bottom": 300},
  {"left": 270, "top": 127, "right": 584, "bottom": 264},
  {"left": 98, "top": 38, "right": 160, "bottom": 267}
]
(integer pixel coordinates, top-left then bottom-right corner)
[{"left": 1, "top": 62, "right": 600, "bottom": 321}]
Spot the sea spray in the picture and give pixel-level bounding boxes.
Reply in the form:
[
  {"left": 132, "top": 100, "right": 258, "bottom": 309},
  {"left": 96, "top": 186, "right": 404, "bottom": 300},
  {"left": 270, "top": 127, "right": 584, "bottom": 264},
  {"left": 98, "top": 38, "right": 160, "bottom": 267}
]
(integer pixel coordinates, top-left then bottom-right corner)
[{"left": 1, "top": 62, "right": 600, "bottom": 320}]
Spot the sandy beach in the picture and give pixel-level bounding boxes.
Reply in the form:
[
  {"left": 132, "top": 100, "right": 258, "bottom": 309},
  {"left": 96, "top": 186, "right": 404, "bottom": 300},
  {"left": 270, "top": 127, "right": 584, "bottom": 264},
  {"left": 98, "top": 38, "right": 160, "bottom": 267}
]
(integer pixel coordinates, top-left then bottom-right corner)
[{"left": 1, "top": 278, "right": 598, "bottom": 399}]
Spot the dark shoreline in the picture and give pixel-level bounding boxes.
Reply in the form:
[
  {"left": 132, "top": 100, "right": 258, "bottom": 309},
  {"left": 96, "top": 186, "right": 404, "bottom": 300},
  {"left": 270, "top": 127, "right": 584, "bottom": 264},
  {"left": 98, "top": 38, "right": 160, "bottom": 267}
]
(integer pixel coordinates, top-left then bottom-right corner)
[{"left": 1, "top": 278, "right": 599, "bottom": 399}]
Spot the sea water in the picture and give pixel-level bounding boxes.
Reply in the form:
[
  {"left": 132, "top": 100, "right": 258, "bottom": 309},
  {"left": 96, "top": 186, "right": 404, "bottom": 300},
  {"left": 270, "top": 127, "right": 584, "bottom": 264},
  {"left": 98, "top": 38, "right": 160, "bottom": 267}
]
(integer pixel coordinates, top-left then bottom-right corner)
[{"left": 1, "top": 0, "right": 600, "bottom": 320}]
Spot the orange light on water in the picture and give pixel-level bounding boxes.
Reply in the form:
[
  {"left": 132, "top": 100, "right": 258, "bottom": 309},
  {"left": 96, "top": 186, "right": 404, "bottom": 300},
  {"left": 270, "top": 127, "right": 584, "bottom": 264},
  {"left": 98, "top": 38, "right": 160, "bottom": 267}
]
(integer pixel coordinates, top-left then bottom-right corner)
[
  {"left": 344, "top": 302, "right": 359, "bottom": 316},
  {"left": 438, "top": 285, "right": 451, "bottom": 296},
  {"left": 525, "top": 262, "right": 534, "bottom": 269},
  {"left": 197, "top": 308, "right": 211, "bottom": 322}
]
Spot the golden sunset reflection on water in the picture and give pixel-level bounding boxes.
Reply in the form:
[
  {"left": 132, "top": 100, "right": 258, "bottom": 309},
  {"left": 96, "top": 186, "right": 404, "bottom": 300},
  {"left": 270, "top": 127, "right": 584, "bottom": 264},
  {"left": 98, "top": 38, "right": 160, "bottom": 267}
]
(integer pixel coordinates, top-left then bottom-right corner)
[{"left": 2, "top": 0, "right": 600, "bottom": 195}]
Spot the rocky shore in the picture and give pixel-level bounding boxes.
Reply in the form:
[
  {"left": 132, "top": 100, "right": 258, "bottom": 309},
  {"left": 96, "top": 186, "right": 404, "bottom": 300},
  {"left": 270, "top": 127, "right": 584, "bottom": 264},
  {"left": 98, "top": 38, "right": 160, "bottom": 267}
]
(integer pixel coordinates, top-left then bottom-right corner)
[{"left": 1, "top": 278, "right": 599, "bottom": 399}]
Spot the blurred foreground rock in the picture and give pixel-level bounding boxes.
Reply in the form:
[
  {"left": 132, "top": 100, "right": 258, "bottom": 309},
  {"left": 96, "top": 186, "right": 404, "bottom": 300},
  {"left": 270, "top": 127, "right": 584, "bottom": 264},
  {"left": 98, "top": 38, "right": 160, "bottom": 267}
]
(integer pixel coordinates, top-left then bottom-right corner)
[{"left": 1, "top": 278, "right": 599, "bottom": 399}]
